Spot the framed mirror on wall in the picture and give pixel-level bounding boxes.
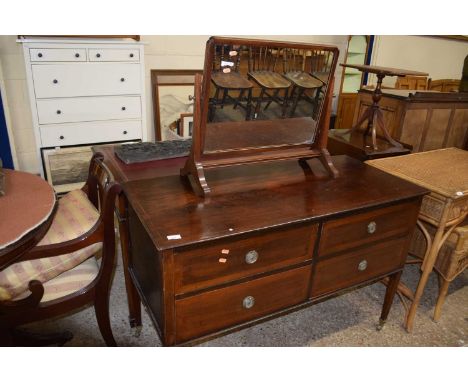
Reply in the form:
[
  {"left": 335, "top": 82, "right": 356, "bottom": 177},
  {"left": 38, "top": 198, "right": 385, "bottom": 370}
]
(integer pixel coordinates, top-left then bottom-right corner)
[
  {"left": 151, "top": 69, "right": 203, "bottom": 141},
  {"left": 181, "top": 36, "right": 339, "bottom": 197}
]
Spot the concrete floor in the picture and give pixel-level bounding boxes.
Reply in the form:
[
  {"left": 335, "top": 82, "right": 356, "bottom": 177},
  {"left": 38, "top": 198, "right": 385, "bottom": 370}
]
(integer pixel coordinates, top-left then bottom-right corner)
[{"left": 23, "top": 250, "right": 468, "bottom": 347}]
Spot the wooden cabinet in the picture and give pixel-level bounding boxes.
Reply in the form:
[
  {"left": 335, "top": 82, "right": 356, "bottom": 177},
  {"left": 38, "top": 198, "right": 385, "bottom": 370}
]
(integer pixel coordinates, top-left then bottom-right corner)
[
  {"left": 21, "top": 38, "right": 147, "bottom": 185},
  {"left": 121, "top": 155, "right": 426, "bottom": 346},
  {"left": 354, "top": 89, "right": 468, "bottom": 151}
]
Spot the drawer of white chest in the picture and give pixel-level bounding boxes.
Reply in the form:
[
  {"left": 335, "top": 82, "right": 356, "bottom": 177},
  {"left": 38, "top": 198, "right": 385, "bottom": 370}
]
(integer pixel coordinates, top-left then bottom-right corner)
[
  {"left": 39, "top": 120, "right": 142, "bottom": 147},
  {"left": 30, "top": 48, "right": 87, "bottom": 62},
  {"left": 36, "top": 96, "right": 141, "bottom": 124},
  {"left": 32, "top": 63, "right": 141, "bottom": 98},
  {"left": 89, "top": 48, "right": 140, "bottom": 62}
]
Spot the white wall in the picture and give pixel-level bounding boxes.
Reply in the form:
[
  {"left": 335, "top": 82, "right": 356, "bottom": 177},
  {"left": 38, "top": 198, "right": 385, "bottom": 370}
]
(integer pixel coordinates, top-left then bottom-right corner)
[
  {"left": 370, "top": 35, "right": 468, "bottom": 87},
  {"left": 0, "top": 35, "right": 349, "bottom": 173}
]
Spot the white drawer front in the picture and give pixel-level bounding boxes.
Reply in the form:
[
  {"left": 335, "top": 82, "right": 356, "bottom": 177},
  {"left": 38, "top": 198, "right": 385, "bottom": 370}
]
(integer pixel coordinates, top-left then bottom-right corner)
[
  {"left": 40, "top": 120, "right": 142, "bottom": 147},
  {"left": 32, "top": 63, "right": 141, "bottom": 98},
  {"left": 36, "top": 96, "right": 142, "bottom": 124},
  {"left": 30, "top": 48, "right": 87, "bottom": 62},
  {"left": 89, "top": 48, "right": 140, "bottom": 62}
]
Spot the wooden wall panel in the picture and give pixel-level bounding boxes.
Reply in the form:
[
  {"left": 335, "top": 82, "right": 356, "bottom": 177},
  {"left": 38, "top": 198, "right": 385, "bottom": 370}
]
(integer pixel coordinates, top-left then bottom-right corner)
[
  {"left": 447, "top": 109, "right": 468, "bottom": 148},
  {"left": 400, "top": 109, "right": 428, "bottom": 151},
  {"left": 421, "top": 109, "right": 452, "bottom": 151}
]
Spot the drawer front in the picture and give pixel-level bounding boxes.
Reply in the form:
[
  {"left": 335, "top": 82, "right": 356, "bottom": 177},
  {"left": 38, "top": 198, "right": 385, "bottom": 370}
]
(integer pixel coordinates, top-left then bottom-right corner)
[
  {"left": 30, "top": 48, "right": 87, "bottom": 62},
  {"left": 89, "top": 48, "right": 140, "bottom": 62},
  {"left": 311, "top": 236, "right": 408, "bottom": 297},
  {"left": 32, "top": 63, "right": 141, "bottom": 98},
  {"left": 174, "top": 224, "right": 317, "bottom": 295},
  {"left": 319, "top": 201, "right": 419, "bottom": 257},
  {"left": 40, "top": 120, "right": 141, "bottom": 147},
  {"left": 175, "top": 265, "right": 311, "bottom": 343},
  {"left": 37, "top": 96, "right": 141, "bottom": 124}
]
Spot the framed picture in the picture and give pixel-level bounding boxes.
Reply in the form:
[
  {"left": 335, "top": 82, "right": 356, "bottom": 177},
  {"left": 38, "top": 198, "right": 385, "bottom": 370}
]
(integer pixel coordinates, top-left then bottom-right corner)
[
  {"left": 179, "top": 113, "right": 194, "bottom": 138},
  {"left": 151, "top": 69, "right": 203, "bottom": 141},
  {"left": 42, "top": 146, "right": 94, "bottom": 194}
]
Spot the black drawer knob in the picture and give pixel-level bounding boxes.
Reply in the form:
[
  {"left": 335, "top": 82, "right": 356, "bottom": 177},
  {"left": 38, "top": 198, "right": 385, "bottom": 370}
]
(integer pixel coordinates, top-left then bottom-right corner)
[
  {"left": 53, "top": 79, "right": 58, "bottom": 84},
  {"left": 38, "top": 53, "right": 43, "bottom": 58},
  {"left": 130, "top": 53, "right": 134, "bottom": 58},
  {"left": 56, "top": 110, "right": 61, "bottom": 115},
  {"left": 75, "top": 53, "right": 80, "bottom": 58},
  {"left": 59, "top": 135, "right": 64, "bottom": 140},
  {"left": 121, "top": 106, "right": 126, "bottom": 111},
  {"left": 123, "top": 130, "right": 128, "bottom": 135},
  {"left": 120, "top": 78, "right": 125, "bottom": 82},
  {"left": 96, "top": 53, "right": 101, "bottom": 58}
]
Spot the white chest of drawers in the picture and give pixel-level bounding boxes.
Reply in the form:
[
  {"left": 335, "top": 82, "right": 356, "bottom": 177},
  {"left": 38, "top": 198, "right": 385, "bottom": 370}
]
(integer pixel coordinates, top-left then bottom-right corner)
[{"left": 21, "top": 38, "right": 147, "bottom": 178}]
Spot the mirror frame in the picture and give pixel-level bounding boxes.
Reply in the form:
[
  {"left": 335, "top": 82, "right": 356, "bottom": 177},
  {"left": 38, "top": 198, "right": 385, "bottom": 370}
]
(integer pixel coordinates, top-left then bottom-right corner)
[{"left": 182, "top": 36, "right": 340, "bottom": 197}]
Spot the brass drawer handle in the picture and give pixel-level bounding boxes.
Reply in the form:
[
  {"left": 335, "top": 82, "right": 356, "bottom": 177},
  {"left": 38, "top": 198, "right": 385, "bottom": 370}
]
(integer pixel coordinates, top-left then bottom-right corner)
[
  {"left": 242, "top": 296, "right": 255, "bottom": 309},
  {"left": 245, "top": 250, "right": 259, "bottom": 264},
  {"left": 358, "top": 260, "right": 368, "bottom": 271},
  {"left": 367, "top": 221, "right": 377, "bottom": 234}
]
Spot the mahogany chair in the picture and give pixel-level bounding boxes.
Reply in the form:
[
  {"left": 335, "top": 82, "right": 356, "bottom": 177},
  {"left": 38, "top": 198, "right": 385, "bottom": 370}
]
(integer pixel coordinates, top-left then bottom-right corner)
[
  {"left": 0, "top": 153, "right": 121, "bottom": 346},
  {"left": 247, "top": 46, "right": 291, "bottom": 119},
  {"left": 209, "top": 44, "right": 253, "bottom": 121},
  {"left": 282, "top": 48, "right": 325, "bottom": 118}
]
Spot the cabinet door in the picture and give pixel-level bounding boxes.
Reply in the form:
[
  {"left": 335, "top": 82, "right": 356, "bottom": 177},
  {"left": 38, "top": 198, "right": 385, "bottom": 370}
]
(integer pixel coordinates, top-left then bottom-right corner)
[
  {"left": 335, "top": 93, "right": 357, "bottom": 129},
  {"left": 32, "top": 63, "right": 141, "bottom": 98}
]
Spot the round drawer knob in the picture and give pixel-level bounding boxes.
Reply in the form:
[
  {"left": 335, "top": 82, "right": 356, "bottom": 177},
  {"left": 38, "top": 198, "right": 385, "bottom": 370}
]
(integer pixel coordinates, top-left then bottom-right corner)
[
  {"left": 130, "top": 53, "right": 134, "bottom": 58},
  {"left": 38, "top": 53, "right": 43, "bottom": 58},
  {"left": 123, "top": 130, "right": 128, "bottom": 135},
  {"left": 245, "top": 250, "right": 259, "bottom": 264},
  {"left": 96, "top": 53, "right": 101, "bottom": 58},
  {"left": 75, "top": 53, "right": 80, "bottom": 58},
  {"left": 358, "top": 260, "right": 368, "bottom": 272},
  {"left": 59, "top": 135, "right": 64, "bottom": 140},
  {"left": 367, "top": 221, "right": 377, "bottom": 234},
  {"left": 56, "top": 110, "right": 61, "bottom": 115},
  {"left": 242, "top": 296, "right": 255, "bottom": 309},
  {"left": 120, "top": 78, "right": 125, "bottom": 82},
  {"left": 53, "top": 79, "right": 58, "bottom": 84},
  {"left": 121, "top": 106, "right": 126, "bottom": 111}
]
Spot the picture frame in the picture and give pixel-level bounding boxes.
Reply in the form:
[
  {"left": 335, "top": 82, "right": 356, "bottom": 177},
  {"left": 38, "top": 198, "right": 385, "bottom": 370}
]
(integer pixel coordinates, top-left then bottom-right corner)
[
  {"left": 179, "top": 113, "right": 194, "bottom": 138},
  {"left": 151, "top": 69, "right": 203, "bottom": 141}
]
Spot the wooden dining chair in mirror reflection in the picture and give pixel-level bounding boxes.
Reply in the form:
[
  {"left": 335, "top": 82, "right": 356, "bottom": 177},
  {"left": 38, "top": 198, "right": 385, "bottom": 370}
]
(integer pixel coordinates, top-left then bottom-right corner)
[
  {"left": 283, "top": 48, "right": 326, "bottom": 118},
  {"left": 209, "top": 44, "right": 253, "bottom": 122},
  {"left": 247, "top": 46, "right": 291, "bottom": 119}
]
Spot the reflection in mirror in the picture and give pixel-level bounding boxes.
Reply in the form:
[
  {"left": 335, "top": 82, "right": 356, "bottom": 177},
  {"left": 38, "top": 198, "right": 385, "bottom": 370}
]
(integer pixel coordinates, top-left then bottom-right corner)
[{"left": 204, "top": 40, "right": 336, "bottom": 153}]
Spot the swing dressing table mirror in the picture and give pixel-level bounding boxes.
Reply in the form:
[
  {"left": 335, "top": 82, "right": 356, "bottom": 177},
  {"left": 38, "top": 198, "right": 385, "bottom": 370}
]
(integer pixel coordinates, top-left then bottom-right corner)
[{"left": 182, "top": 36, "right": 340, "bottom": 196}]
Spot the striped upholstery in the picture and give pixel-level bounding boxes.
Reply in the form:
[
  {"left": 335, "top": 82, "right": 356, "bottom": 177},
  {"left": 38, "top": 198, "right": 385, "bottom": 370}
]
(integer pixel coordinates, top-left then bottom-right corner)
[
  {"left": 14, "top": 257, "right": 99, "bottom": 302},
  {"left": 0, "top": 189, "right": 101, "bottom": 301}
]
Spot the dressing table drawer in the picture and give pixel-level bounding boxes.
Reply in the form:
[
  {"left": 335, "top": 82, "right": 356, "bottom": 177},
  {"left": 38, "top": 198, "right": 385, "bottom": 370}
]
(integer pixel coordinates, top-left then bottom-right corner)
[
  {"left": 319, "top": 202, "right": 419, "bottom": 257},
  {"left": 30, "top": 48, "right": 87, "bottom": 62},
  {"left": 40, "top": 120, "right": 142, "bottom": 147},
  {"left": 89, "top": 48, "right": 140, "bottom": 62},
  {"left": 37, "top": 96, "right": 141, "bottom": 124},
  {"left": 311, "top": 236, "right": 408, "bottom": 297},
  {"left": 32, "top": 63, "right": 141, "bottom": 98},
  {"left": 174, "top": 224, "right": 317, "bottom": 295},
  {"left": 175, "top": 265, "right": 311, "bottom": 343}
]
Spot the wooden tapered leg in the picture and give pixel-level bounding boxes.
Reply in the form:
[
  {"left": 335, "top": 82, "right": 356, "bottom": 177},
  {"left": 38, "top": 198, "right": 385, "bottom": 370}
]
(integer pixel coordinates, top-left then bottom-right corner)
[
  {"left": 433, "top": 277, "right": 450, "bottom": 322},
  {"left": 117, "top": 194, "right": 142, "bottom": 328},
  {"left": 377, "top": 270, "right": 403, "bottom": 331}
]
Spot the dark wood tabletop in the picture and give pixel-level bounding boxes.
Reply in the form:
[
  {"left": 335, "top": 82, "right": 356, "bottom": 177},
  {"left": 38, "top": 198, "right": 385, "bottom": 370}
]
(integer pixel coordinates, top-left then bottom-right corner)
[
  {"left": 341, "top": 64, "right": 429, "bottom": 77},
  {"left": 122, "top": 154, "right": 428, "bottom": 251}
]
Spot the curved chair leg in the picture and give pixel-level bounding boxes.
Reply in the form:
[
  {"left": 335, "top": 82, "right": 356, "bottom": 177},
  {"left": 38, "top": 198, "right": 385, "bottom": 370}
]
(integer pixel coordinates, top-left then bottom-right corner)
[{"left": 94, "top": 298, "right": 117, "bottom": 346}]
